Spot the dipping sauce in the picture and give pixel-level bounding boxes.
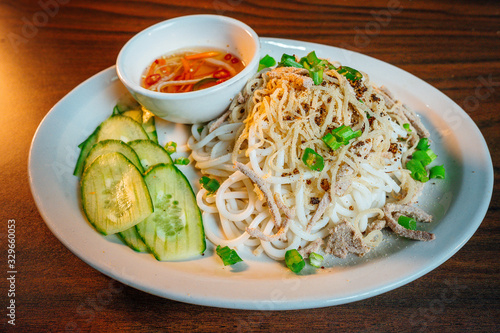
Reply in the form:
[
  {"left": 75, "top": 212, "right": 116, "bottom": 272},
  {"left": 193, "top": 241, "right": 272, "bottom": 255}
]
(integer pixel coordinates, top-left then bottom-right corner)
[{"left": 141, "top": 48, "right": 246, "bottom": 93}]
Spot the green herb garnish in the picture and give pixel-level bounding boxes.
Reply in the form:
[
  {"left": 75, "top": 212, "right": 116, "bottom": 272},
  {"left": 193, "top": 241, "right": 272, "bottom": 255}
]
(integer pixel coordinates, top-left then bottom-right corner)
[{"left": 216, "top": 245, "right": 243, "bottom": 266}]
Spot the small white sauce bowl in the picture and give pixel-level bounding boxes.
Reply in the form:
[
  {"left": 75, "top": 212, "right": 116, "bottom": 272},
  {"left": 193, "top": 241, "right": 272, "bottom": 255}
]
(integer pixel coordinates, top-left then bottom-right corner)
[{"left": 116, "top": 15, "right": 260, "bottom": 124}]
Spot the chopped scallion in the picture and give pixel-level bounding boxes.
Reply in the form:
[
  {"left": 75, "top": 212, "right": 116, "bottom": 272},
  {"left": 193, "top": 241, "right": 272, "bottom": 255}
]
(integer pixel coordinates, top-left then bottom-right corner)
[
  {"left": 309, "top": 252, "right": 324, "bottom": 268},
  {"left": 403, "top": 123, "right": 412, "bottom": 132},
  {"left": 174, "top": 157, "right": 190, "bottom": 165},
  {"left": 164, "top": 141, "right": 177, "bottom": 155},
  {"left": 309, "top": 69, "right": 323, "bottom": 85},
  {"left": 258, "top": 54, "right": 276, "bottom": 72},
  {"left": 200, "top": 176, "right": 220, "bottom": 195},
  {"left": 278, "top": 51, "right": 335, "bottom": 85},
  {"left": 285, "top": 249, "right": 305, "bottom": 273},
  {"left": 425, "top": 149, "right": 437, "bottom": 162},
  {"left": 322, "top": 132, "right": 343, "bottom": 150},
  {"left": 302, "top": 148, "right": 324, "bottom": 171},
  {"left": 306, "top": 50, "right": 320, "bottom": 65},
  {"left": 407, "top": 138, "right": 445, "bottom": 182},
  {"left": 336, "top": 66, "right": 363, "bottom": 81},
  {"left": 278, "top": 53, "right": 304, "bottom": 68},
  {"left": 430, "top": 165, "right": 446, "bottom": 179},
  {"left": 398, "top": 215, "right": 417, "bottom": 230},
  {"left": 406, "top": 159, "right": 429, "bottom": 183},
  {"left": 323, "top": 125, "right": 362, "bottom": 150},
  {"left": 416, "top": 138, "right": 430, "bottom": 151},
  {"left": 412, "top": 150, "right": 433, "bottom": 166},
  {"left": 216, "top": 245, "right": 243, "bottom": 266}
]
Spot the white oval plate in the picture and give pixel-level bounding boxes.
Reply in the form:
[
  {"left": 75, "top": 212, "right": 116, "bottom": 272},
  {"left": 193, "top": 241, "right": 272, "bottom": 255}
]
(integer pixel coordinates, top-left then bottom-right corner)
[{"left": 29, "top": 38, "right": 493, "bottom": 310}]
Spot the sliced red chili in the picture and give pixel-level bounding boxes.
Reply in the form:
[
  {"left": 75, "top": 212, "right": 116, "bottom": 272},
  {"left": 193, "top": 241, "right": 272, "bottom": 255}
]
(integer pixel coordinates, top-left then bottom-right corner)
[
  {"left": 224, "top": 53, "right": 232, "bottom": 60},
  {"left": 145, "top": 74, "right": 161, "bottom": 86},
  {"left": 213, "top": 69, "right": 230, "bottom": 79},
  {"left": 231, "top": 57, "right": 239, "bottom": 64}
]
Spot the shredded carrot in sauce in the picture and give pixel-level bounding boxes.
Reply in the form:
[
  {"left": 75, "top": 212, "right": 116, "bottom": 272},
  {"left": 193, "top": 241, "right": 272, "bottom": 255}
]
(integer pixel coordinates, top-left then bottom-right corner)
[{"left": 141, "top": 48, "right": 245, "bottom": 93}]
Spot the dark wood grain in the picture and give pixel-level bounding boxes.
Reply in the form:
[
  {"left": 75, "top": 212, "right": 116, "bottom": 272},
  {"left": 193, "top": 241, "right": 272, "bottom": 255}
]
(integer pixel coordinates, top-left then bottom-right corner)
[{"left": 1, "top": 0, "right": 498, "bottom": 331}]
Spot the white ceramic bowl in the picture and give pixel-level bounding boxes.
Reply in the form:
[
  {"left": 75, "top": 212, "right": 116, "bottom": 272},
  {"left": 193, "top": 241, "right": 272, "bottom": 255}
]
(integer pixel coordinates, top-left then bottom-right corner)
[{"left": 116, "top": 15, "right": 260, "bottom": 124}]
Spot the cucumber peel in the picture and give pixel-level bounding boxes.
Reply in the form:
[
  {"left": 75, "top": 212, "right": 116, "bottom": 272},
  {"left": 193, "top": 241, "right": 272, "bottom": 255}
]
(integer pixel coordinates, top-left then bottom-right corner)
[{"left": 127, "top": 139, "right": 173, "bottom": 172}]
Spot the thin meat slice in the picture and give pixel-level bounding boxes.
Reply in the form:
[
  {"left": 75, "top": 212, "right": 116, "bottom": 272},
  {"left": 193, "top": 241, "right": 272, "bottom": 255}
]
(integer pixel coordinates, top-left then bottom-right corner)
[
  {"left": 246, "top": 218, "right": 289, "bottom": 242},
  {"left": 325, "top": 220, "right": 370, "bottom": 258},
  {"left": 299, "top": 238, "right": 323, "bottom": 259},
  {"left": 383, "top": 203, "right": 435, "bottom": 241},
  {"left": 266, "top": 67, "right": 313, "bottom": 89},
  {"left": 306, "top": 193, "right": 330, "bottom": 232},
  {"left": 364, "top": 219, "right": 386, "bottom": 235},
  {"left": 235, "top": 162, "right": 282, "bottom": 227}
]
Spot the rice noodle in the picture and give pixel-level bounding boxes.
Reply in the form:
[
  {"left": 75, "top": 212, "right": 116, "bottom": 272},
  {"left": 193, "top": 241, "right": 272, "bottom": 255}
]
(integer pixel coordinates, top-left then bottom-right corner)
[{"left": 189, "top": 64, "right": 432, "bottom": 261}]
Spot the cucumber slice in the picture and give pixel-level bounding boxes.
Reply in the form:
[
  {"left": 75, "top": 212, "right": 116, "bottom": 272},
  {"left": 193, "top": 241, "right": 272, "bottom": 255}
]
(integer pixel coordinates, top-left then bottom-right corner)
[
  {"left": 127, "top": 140, "right": 173, "bottom": 171},
  {"left": 121, "top": 109, "right": 143, "bottom": 124},
  {"left": 142, "top": 112, "right": 158, "bottom": 143},
  {"left": 117, "top": 227, "right": 148, "bottom": 252},
  {"left": 96, "top": 115, "right": 149, "bottom": 143},
  {"left": 118, "top": 139, "right": 171, "bottom": 249},
  {"left": 81, "top": 152, "right": 153, "bottom": 235},
  {"left": 73, "top": 126, "right": 99, "bottom": 177},
  {"left": 83, "top": 139, "right": 144, "bottom": 174},
  {"left": 136, "top": 164, "right": 205, "bottom": 261}
]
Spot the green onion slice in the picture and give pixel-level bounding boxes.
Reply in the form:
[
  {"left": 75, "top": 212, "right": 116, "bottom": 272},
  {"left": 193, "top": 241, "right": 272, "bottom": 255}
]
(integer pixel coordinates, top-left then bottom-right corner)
[
  {"left": 278, "top": 53, "right": 304, "bottom": 68},
  {"left": 309, "top": 252, "right": 324, "bottom": 268},
  {"left": 258, "top": 54, "right": 276, "bottom": 72},
  {"left": 403, "top": 123, "right": 412, "bottom": 132},
  {"left": 285, "top": 249, "right": 305, "bottom": 273},
  {"left": 425, "top": 149, "right": 437, "bottom": 162},
  {"left": 412, "top": 150, "right": 433, "bottom": 166},
  {"left": 309, "top": 69, "right": 323, "bottom": 85},
  {"left": 323, "top": 125, "right": 362, "bottom": 150},
  {"left": 416, "top": 138, "right": 430, "bottom": 151},
  {"left": 398, "top": 215, "right": 417, "bottom": 230},
  {"left": 164, "top": 141, "right": 177, "bottom": 155},
  {"left": 322, "top": 132, "right": 344, "bottom": 150},
  {"left": 200, "top": 176, "right": 220, "bottom": 195},
  {"left": 216, "top": 245, "right": 243, "bottom": 266},
  {"left": 302, "top": 148, "right": 324, "bottom": 171},
  {"left": 336, "top": 66, "right": 363, "bottom": 81},
  {"left": 429, "top": 165, "right": 446, "bottom": 179},
  {"left": 406, "top": 159, "right": 429, "bottom": 183},
  {"left": 174, "top": 157, "right": 190, "bottom": 165}
]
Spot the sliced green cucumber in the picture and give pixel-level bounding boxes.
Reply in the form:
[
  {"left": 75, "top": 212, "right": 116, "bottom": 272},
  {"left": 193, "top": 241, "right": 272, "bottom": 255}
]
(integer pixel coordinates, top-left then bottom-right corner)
[
  {"left": 136, "top": 164, "right": 205, "bottom": 261},
  {"left": 81, "top": 152, "right": 153, "bottom": 235},
  {"left": 121, "top": 109, "right": 143, "bottom": 124},
  {"left": 127, "top": 140, "right": 173, "bottom": 171},
  {"left": 117, "top": 227, "right": 148, "bottom": 252},
  {"left": 83, "top": 139, "right": 144, "bottom": 174},
  {"left": 96, "top": 115, "right": 149, "bottom": 143},
  {"left": 141, "top": 111, "right": 158, "bottom": 143},
  {"left": 73, "top": 126, "right": 99, "bottom": 177},
  {"left": 119, "top": 108, "right": 158, "bottom": 143}
]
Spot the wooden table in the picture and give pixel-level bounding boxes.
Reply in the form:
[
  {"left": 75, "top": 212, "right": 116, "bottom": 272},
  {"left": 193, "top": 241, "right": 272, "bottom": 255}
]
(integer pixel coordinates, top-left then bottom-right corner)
[{"left": 1, "top": 0, "right": 498, "bottom": 331}]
